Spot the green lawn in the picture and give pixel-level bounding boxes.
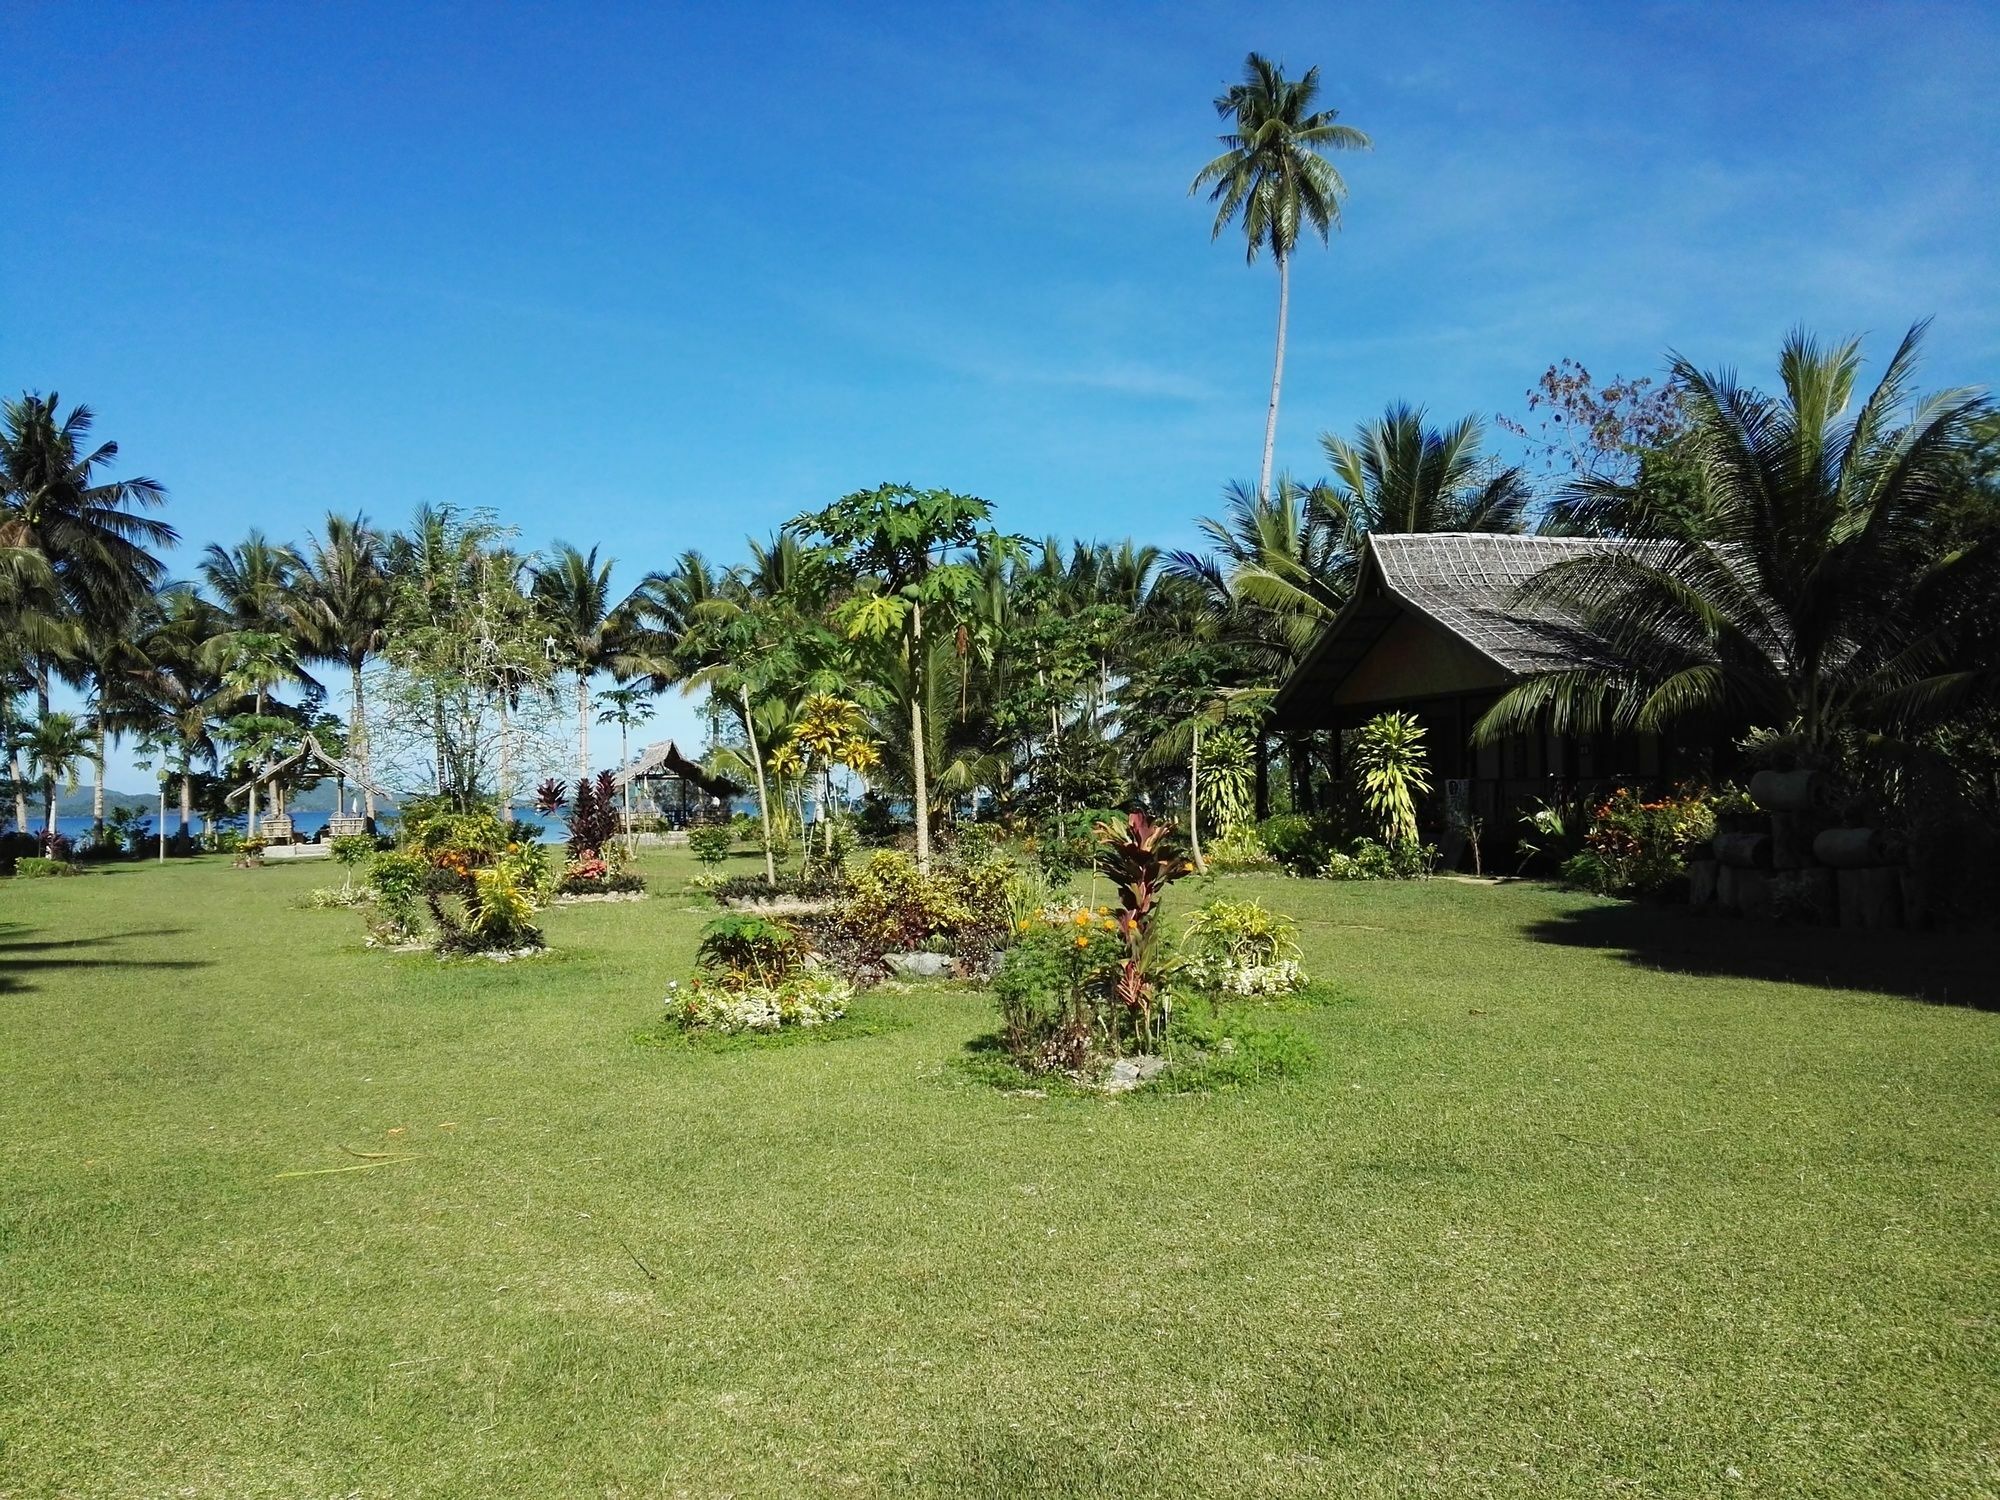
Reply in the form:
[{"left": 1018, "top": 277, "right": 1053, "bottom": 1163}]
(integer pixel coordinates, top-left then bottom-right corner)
[{"left": 2, "top": 852, "right": 1996, "bottom": 1498}]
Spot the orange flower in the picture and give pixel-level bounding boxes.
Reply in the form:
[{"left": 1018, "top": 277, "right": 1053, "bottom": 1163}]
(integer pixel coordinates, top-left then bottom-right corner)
[{"left": 1074, "top": 935, "right": 1089, "bottom": 949}]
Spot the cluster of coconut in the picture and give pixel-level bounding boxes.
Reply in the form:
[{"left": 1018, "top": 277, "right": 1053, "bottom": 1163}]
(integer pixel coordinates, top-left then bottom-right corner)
[{"left": 1687, "top": 769, "right": 1922, "bottom": 929}]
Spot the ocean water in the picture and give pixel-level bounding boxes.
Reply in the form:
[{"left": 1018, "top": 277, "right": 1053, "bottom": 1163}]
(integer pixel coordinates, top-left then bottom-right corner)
[{"left": 38, "top": 807, "right": 568, "bottom": 847}]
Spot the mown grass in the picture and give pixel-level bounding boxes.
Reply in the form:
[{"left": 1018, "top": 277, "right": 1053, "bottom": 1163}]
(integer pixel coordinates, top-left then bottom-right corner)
[{"left": 1, "top": 852, "right": 1995, "bottom": 1497}]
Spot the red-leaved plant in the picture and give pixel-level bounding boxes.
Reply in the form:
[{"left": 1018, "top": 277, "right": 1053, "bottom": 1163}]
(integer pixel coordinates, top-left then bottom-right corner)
[{"left": 1093, "top": 809, "right": 1192, "bottom": 1049}]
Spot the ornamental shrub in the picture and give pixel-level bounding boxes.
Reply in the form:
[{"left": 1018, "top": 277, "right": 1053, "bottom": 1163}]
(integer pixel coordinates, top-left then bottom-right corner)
[
  {"left": 1094, "top": 808, "right": 1193, "bottom": 1047},
  {"left": 687, "top": 825, "right": 732, "bottom": 867},
  {"left": 992, "top": 906, "right": 1127, "bottom": 1071},
  {"left": 1576, "top": 786, "right": 1717, "bottom": 895},
  {"left": 1178, "top": 898, "right": 1306, "bottom": 996},
  {"left": 831, "top": 850, "right": 1012, "bottom": 959},
  {"left": 707, "top": 870, "right": 848, "bottom": 906},
  {"left": 14, "top": 856, "right": 78, "bottom": 879},
  {"left": 1351, "top": 711, "right": 1433, "bottom": 849},
  {"left": 1321, "top": 838, "right": 1436, "bottom": 881},
  {"left": 1205, "top": 823, "right": 1279, "bottom": 872},
  {"left": 1256, "top": 813, "right": 1341, "bottom": 875},
  {"left": 695, "top": 912, "right": 805, "bottom": 986},
  {"left": 664, "top": 970, "right": 851, "bottom": 1035},
  {"left": 365, "top": 851, "right": 429, "bottom": 942}
]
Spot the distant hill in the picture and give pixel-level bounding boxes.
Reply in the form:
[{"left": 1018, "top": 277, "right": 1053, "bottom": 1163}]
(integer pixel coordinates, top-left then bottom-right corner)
[{"left": 50, "top": 789, "right": 155, "bottom": 816}]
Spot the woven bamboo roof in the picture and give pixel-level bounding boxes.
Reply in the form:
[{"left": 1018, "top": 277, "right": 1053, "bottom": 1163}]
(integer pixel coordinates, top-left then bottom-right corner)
[
  {"left": 1368, "top": 533, "right": 1619, "bottom": 675},
  {"left": 1272, "top": 533, "right": 1621, "bottom": 724}
]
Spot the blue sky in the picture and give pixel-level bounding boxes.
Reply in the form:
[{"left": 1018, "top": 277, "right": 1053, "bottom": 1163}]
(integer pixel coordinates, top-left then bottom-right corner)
[{"left": 8, "top": 1, "right": 1999, "bottom": 787}]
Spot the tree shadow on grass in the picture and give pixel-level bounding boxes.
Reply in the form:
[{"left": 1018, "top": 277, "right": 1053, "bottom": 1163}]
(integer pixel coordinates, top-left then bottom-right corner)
[
  {"left": 0, "top": 922, "right": 213, "bottom": 997},
  {"left": 1522, "top": 901, "right": 2000, "bottom": 1010}
]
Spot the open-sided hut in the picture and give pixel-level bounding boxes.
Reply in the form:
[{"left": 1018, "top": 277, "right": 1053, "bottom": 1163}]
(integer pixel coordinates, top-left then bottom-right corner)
[
  {"left": 225, "top": 733, "right": 389, "bottom": 842},
  {"left": 611, "top": 740, "right": 744, "bottom": 829}
]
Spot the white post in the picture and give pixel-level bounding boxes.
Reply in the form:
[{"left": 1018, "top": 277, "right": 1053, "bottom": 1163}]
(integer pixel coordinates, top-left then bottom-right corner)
[{"left": 157, "top": 784, "right": 166, "bottom": 863}]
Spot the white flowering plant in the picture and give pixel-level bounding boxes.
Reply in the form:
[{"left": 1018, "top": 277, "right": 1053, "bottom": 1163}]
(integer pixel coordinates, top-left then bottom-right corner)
[
  {"left": 1176, "top": 898, "right": 1308, "bottom": 997},
  {"left": 664, "top": 970, "right": 852, "bottom": 1035}
]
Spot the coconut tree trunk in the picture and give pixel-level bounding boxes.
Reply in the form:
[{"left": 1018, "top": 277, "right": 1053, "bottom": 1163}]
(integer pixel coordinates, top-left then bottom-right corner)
[
  {"left": 742, "top": 685, "right": 777, "bottom": 886},
  {"left": 247, "top": 687, "right": 263, "bottom": 838},
  {"left": 577, "top": 671, "right": 590, "bottom": 783},
  {"left": 92, "top": 718, "right": 107, "bottom": 846},
  {"left": 8, "top": 700, "right": 26, "bottom": 840},
  {"left": 909, "top": 605, "right": 932, "bottom": 874},
  {"left": 36, "top": 664, "right": 53, "bottom": 842},
  {"left": 1257, "top": 249, "right": 1292, "bottom": 503},
  {"left": 1189, "top": 719, "right": 1207, "bottom": 876},
  {"left": 180, "top": 770, "right": 193, "bottom": 837}
]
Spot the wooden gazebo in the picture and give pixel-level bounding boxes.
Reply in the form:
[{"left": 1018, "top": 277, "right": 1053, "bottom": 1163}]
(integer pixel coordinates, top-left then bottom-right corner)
[{"left": 226, "top": 733, "right": 390, "bottom": 842}]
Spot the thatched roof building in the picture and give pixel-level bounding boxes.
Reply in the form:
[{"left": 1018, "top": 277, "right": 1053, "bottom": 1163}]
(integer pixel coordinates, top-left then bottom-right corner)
[{"left": 1272, "top": 533, "right": 1714, "bottom": 856}]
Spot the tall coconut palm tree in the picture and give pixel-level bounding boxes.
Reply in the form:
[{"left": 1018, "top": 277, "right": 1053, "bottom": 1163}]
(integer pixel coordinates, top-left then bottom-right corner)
[
  {"left": 0, "top": 548, "right": 60, "bottom": 832},
  {"left": 132, "top": 588, "right": 238, "bottom": 837},
  {"left": 77, "top": 600, "right": 155, "bottom": 845},
  {"left": 1191, "top": 53, "right": 1370, "bottom": 500},
  {"left": 199, "top": 532, "right": 299, "bottom": 634},
  {"left": 0, "top": 393, "right": 173, "bottom": 818},
  {"left": 293, "top": 514, "right": 390, "bottom": 818},
  {"left": 533, "top": 543, "right": 636, "bottom": 784},
  {"left": 1477, "top": 324, "right": 1995, "bottom": 750}
]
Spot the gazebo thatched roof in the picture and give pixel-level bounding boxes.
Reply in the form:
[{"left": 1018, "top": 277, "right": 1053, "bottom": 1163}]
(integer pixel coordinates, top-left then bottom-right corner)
[{"left": 225, "top": 732, "right": 390, "bottom": 806}]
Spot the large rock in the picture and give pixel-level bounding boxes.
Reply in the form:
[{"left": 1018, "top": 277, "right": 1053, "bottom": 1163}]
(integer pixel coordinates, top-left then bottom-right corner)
[
  {"left": 887, "top": 951, "right": 955, "bottom": 979},
  {"left": 1100, "top": 1055, "right": 1169, "bottom": 1093}
]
